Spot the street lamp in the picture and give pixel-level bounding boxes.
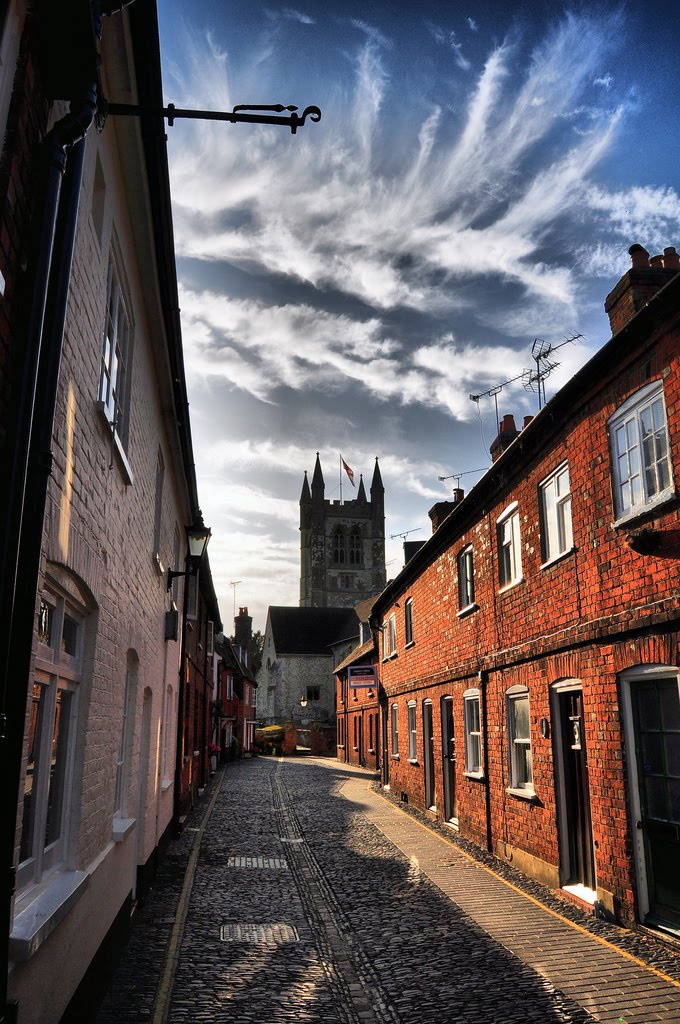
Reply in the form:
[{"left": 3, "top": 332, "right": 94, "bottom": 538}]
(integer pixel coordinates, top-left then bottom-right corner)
[
  {"left": 299, "top": 695, "right": 308, "bottom": 709},
  {"left": 172, "top": 518, "right": 211, "bottom": 833}
]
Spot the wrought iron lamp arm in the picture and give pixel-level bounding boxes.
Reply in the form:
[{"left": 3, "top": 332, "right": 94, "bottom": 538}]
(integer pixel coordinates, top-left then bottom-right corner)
[{"left": 102, "top": 100, "right": 322, "bottom": 134}]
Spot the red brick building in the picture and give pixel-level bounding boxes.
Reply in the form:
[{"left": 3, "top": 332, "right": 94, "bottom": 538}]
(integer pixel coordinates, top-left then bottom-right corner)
[
  {"left": 213, "top": 609, "right": 258, "bottom": 760},
  {"left": 335, "top": 597, "right": 381, "bottom": 771},
  {"left": 372, "top": 246, "right": 680, "bottom": 939}
]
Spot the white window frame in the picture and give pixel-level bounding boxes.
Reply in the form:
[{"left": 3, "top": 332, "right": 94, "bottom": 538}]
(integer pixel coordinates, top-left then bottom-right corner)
[
  {"left": 382, "top": 614, "right": 397, "bottom": 659},
  {"left": 463, "top": 689, "right": 483, "bottom": 777},
  {"left": 608, "top": 381, "right": 674, "bottom": 523},
  {"left": 457, "top": 544, "right": 475, "bottom": 612},
  {"left": 407, "top": 701, "right": 417, "bottom": 761},
  {"left": 152, "top": 447, "right": 165, "bottom": 569},
  {"left": 497, "top": 502, "right": 522, "bottom": 590},
  {"left": 98, "top": 255, "right": 133, "bottom": 456},
  {"left": 390, "top": 703, "right": 399, "bottom": 757},
  {"left": 506, "top": 686, "right": 534, "bottom": 796},
  {"left": 113, "top": 656, "right": 137, "bottom": 824},
  {"left": 404, "top": 598, "right": 414, "bottom": 647},
  {"left": 540, "top": 462, "right": 573, "bottom": 564}
]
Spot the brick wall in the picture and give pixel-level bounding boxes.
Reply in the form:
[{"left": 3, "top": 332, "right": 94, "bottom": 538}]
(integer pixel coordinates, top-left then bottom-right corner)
[{"left": 374, "top": 290, "right": 680, "bottom": 926}]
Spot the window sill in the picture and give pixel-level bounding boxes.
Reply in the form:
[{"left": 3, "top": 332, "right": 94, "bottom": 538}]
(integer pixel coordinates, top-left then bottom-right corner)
[
  {"left": 161, "top": 778, "right": 173, "bottom": 791},
  {"left": 368, "top": 748, "right": 375, "bottom": 754},
  {"left": 97, "top": 402, "right": 133, "bottom": 485},
  {"left": 612, "top": 489, "right": 677, "bottom": 529},
  {"left": 506, "top": 786, "right": 538, "bottom": 803},
  {"left": 499, "top": 577, "right": 524, "bottom": 596},
  {"left": 408, "top": 758, "right": 419, "bottom": 766},
  {"left": 153, "top": 552, "right": 165, "bottom": 576},
  {"left": 540, "top": 546, "right": 575, "bottom": 570},
  {"left": 391, "top": 754, "right": 400, "bottom": 761},
  {"left": 457, "top": 602, "right": 478, "bottom": 619},
  {"left": 464, "top": 770, "right": 485, "bottom": 781},
  {"left": 112, "top": 817, "right": 136, "bottom": 842},
  {"left": 404, "top": 640, "right": 416, "bottom": 650},
  {"left": 337, "top": 744, "right": 345, "bottom": 750},
  {"left": 10, "top": 870, "right": 89, "bottom": 961}
]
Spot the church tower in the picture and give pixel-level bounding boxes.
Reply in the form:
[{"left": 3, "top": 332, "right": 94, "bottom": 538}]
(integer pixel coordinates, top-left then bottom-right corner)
[{"left": 300, "top": 454, "right": 386, "bottom": 607}]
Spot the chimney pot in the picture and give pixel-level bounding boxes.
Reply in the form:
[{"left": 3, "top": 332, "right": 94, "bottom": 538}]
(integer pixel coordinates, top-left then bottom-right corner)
[
  {"left": 628, "top": 243, "right": 650, "bottom": 268},
  {"left": 452, "top": 487, "right": 464, "bottom": 504},
  {"left": 664, "top": 246, "right": 680, "bottom": 269},
  {"left": 649, "top": 254, "right": 664, "bottom": 269},
  {"left": 523, "top": 415, "right": 533, "bottom": 429},
  {"left": 490, "top": 413, "right": 520, "bottom": 463}
]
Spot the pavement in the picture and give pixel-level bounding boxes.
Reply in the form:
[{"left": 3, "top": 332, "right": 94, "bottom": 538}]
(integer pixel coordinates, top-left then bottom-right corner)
[{"left": 93, "top": 756, "right": 680, "bottom": 1024}]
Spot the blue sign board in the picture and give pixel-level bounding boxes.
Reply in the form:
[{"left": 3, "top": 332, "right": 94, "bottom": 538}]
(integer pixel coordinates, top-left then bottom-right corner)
[{"left": 348, "top": 665, "right": 378, "bottom": 689}]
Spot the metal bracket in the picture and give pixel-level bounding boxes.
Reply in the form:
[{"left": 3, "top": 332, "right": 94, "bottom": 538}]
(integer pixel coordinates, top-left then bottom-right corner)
[{"left": 102, "top": 100, "right": 321, "bottom": 134}]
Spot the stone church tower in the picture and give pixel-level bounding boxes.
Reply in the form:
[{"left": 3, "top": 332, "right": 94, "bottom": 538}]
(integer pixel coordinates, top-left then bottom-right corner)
[{"left": 300, "top": 454, "right": 386, "bottom": 607}]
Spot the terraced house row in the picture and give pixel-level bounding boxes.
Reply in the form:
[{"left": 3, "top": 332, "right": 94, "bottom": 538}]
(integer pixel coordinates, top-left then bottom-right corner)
[{"left": 338, "top": 245, "right": 680, "bottom": 941}]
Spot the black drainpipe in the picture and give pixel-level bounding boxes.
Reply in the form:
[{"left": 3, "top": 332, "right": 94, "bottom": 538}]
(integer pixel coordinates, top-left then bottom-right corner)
[
  {"left": 480, "top": 670, "right": 493, "bottom": 853},
  {"left": 0, "top": 58, "right": 98, "bottom": 1024}
]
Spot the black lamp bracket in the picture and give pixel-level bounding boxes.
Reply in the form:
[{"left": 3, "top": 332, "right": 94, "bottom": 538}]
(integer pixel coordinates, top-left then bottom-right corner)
[{"left": 102, "top": 100, "right": 322, "bottom": 135}]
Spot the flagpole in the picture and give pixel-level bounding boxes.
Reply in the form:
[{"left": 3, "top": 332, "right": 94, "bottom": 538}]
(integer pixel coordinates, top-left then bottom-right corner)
[{"left": 339, "top": 453, "right": 342, "bottom": 504}]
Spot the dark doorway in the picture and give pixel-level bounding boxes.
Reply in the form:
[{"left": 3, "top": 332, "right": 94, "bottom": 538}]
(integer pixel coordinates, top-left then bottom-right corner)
[
  {"left": 441, "top": 696, "right": 457, "bottom": 822},
  {"left": 631, "top": 677, "right": 680, "bottom": 928},
  {"left": 557, "top": 688, "right": 595, "bottom": 892},
  {"left": 423, "top": 700, "right": 435, "bottom": 810}
]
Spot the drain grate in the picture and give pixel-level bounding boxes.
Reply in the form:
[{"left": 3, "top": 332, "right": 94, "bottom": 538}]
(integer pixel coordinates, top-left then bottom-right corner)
[
  {"left": 226, "top": 856, "right": 288, "bottom": 869},
  {"left": 220, "top": 922, "right": 299, "bottom": 944}
]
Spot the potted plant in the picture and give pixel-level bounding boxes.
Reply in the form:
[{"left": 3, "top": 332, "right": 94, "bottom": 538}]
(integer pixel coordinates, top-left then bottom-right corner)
[{"left": 208, "top": 743, "right": 220, "bottom": 773}]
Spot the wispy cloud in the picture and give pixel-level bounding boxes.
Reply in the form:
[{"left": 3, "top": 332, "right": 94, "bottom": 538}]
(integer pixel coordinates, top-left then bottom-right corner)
[
  {"left": 467, "top": 17, "right": 478, "bottom": 32},
  {"left": 594, "top": 73, "right": 612, "bottom": 89}
]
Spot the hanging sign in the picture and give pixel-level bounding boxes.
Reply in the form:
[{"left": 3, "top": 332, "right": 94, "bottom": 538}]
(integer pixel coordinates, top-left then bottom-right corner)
[{"left": 348, "top": 665, "right": 378, "bottom": 689}]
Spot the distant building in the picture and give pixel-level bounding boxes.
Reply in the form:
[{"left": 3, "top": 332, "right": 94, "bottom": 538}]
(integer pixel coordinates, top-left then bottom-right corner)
[
  {"left": 257, "top": 606, "right": 360, "bottom": 727},
  {"left": 300, "top": 454, "right": 386, "bottom": 608}
]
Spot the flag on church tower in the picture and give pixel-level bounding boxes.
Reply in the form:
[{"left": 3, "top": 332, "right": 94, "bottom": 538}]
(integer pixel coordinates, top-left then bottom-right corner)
[{"left": 341, "top": 456, "right": 355, "bottom": 486}]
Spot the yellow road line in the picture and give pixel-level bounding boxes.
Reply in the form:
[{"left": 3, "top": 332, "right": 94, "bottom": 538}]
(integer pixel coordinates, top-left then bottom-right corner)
[{"left": 370, "top": 783, "right": 680, "bottom": 990}]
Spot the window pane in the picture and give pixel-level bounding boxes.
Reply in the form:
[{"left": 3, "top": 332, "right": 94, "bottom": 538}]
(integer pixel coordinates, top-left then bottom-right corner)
[
  {"left": 642, "top": 732, "right": 664, "bottom": 774},
  {"left": 61, "top": 615, "right": 79, "bottom": 656},
  {"left": 45, "top": 689, "right": 73, "bottom": 849},
  {"left": 20, "top": 684, "right": 46, "bottom": 864},
  {"left": 38, "top": 601, "right": 54, "bottom": 647},
  {"left": 513, "top": 696, "right": 530, "bottom": 741},
  {"left": 517, "top": 744, "right": 532, "bottom": 787},
  {"left": 665, "top": 733, "right": 680, "bottom": 777},
  {"left": 660, "top": 685, "right": 680, "bottom": 731},
  {"left": 644, "top": 776, "right": 666, "bottom": 820}
]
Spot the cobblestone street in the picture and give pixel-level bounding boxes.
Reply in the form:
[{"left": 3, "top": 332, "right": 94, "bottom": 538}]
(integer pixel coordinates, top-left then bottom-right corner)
[{"left": 95, "top": 758, "right": 680, "bottom": 1024}]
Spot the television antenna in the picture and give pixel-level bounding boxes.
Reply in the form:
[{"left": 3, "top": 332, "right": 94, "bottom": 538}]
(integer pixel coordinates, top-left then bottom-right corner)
[
  {"left": 438, "top": 467, "right": 488, "bottom": 488},
  {"left": 470, "top": 369, "right": 530, "bottom": 431},
  {"left": 390, "top": 528, "right": 422, "bottom": 541},
  {"left": 229, "top": 580, "right": 242, "bottom": 619},
  {"left": 524, "top": 334, "right": 582, "bottom": 410}
]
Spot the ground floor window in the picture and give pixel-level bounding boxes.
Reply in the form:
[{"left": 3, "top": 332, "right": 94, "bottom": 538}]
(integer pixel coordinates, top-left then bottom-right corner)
[
  {"left": 464, "top": 690, "right": 482, "bottom": 775},
  {"left": 507, "top": 686, "right": 533, "bottom": 792},
  {"left": 390, "top": 703, "right": 399, "bottom": 756}
]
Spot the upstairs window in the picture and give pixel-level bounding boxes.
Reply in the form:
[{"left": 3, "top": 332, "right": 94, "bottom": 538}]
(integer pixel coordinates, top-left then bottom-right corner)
[
  {"left": 382, "top": 614, "right": 396, "bottom": 658},
  {"left": 99, "top": 258, "right": 132, "bottom": 447},
  {"left": 540, "top": 463, "right": 573, "bottom": 563},
  {"left": 349, "top": 529, "right": 362, "bottom": 565},
  {"left": 404, "top": 598, "right": 414, "bottom": 646},
  {"left": 609, "top": 381, "right": 673, "bottom": 522},
  {"left": 332, "top": 528, "right": 346, "bottom": 565},
  {"left": 497, "top": 503, "right": 522, "bottom": 589},
  {"left": 457, "top": 545, "right": 475, "bottom": 611}
]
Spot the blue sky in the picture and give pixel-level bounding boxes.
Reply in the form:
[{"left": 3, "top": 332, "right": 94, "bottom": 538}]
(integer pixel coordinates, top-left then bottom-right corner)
[{"left": 157, "top": 1, "right": 680, "bottom": 630}]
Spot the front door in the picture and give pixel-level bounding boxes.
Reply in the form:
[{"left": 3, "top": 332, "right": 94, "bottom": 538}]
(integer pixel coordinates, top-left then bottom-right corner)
[
  {"left": 423, "top": 700, "right": 435, "bottom": 810},
  {"left": 358, "top": 711, "right": 365, "bottom": 767},
  {"left": 631, "top": 677, "right": 680, "bottom": 928},
  {"left": 557, "top": 689, "right": 595, "bottom": 891},
  {"left": 441, "top": 696, "right": 457, "bottom": 822}
]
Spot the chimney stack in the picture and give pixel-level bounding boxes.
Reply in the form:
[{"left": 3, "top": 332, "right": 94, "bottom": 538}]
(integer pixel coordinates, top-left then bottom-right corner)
[
  {"left": 234, "top": 606, "right": 252, "bottom": 666},
  {"left": 490, "top": 413, "right": 519, "bottom": 463},
  {"left": 604, "top": 243, "right": 680, "bottom": 335}
]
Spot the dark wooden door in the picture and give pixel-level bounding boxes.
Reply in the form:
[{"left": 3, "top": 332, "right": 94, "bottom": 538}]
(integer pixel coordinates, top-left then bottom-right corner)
[
  {"left": 441, "top": 697, "right": 457, "bottom": 821},
  {"left": 559, "top": 690, "right": 595, "bottom": 889},
  {"left": 423, "top": 701, "right": 435, "bottom": 809},
  {"left": 632, "top": 678, "right": 680, "bottom": 927}
]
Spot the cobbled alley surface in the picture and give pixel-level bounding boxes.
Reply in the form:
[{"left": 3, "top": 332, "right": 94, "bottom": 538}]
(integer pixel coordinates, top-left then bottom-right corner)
[{"left": 94, "top": 758, "right": 680, "bottom": 1024}]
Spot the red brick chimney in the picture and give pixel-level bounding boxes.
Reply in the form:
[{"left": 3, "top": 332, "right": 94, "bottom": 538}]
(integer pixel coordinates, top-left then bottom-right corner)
[
  {"left": 604, "top": 244, "right": 680, "bottom": 335},
  {"left": 490, "top": 414, "right": 519, "bottom": 463},
  {"left": 428, "top": 487, "right": 464, "bottom": 533}
]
